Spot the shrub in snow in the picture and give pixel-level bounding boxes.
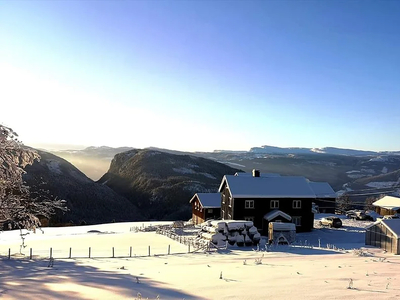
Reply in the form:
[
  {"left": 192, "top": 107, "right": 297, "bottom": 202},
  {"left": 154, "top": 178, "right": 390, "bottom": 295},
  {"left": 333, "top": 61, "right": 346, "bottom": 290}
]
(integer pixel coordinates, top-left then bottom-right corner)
[
  {"left": 255, "top": 254, "right": 264, "bottom": 265},
  {"left": 352, "top": 248, "right": 369, "bottom": 257},
  {"left": 0, "top": 125, "right": 67, "bottom": 232},
  {"left": 347, "top": 278, "right": 353, "bottom": 289}
]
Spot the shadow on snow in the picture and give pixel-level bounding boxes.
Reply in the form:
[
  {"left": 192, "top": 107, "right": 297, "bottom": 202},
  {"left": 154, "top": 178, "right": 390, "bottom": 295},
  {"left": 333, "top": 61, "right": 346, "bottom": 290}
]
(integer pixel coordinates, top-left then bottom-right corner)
[{"left": 0, "top": 258, "right": 204, "bottom": 300}]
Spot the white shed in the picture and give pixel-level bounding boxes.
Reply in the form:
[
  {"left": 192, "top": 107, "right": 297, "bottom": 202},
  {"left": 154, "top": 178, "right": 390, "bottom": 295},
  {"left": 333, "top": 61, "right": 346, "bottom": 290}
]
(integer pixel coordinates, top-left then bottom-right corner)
[{"left": 365, "top": 219, "right": 400, "bottom": 254}]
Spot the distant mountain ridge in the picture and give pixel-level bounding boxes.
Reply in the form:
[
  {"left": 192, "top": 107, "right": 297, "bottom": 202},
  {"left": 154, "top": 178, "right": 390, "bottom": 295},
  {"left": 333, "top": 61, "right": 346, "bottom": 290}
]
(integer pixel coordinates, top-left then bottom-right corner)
[
  {"left": 55, "top": 145, "right": 400, "bottom": 158},
  {"left": 250, "top": 145, "right": 400, "bottom": 156},
  {"left": 98, "top": 149, "right": 241, "bottom": 220},
  {"left": 23, "top": 150, "right": 143, "bottom": 224},
  {"left": 46, "top": 145, "right": 400, "bottom": 200}
]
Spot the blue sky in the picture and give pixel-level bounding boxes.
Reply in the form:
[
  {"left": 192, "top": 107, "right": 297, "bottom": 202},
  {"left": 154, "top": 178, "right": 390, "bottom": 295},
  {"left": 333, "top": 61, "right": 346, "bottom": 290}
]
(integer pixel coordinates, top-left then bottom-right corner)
[{"left": 1, "top": 0, "right": 399, "bottom": 151}]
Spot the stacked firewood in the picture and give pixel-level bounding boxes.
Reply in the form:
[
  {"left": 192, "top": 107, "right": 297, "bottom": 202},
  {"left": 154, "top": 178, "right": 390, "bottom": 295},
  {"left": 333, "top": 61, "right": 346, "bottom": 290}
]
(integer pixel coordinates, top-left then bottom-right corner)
[{"left": 198, "top": 220, "right": 261, "bottom": 247}]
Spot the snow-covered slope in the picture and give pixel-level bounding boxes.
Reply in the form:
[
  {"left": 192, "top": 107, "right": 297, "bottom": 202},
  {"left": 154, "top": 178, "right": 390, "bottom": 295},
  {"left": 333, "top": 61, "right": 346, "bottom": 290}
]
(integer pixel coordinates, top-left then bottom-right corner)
[
  {"left": 250, "top": 145, "right": 387, "bottom": 156},
  {"left": 0, "top": 218, "right": 398, "bottom": 300}
]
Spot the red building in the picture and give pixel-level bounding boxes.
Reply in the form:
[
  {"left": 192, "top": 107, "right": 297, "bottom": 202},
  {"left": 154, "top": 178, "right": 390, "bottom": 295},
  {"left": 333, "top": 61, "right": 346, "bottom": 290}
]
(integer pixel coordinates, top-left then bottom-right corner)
[{"left": 189, "top": 193, "right": 221, "bottom": 225}]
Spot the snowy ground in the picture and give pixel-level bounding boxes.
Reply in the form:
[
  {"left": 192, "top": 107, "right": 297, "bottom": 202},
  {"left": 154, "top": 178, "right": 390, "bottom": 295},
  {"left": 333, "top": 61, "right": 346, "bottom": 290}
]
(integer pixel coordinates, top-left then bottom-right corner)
[{"left": 1, "top": 215, "right": 400, "bottom": 299}]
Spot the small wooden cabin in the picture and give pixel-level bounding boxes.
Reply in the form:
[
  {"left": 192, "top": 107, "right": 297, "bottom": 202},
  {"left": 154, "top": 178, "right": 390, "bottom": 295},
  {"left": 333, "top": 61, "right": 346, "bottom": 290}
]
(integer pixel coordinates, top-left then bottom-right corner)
[
  {"left": 365, "top": 219, "right": 400, "bottom": 254},
  {"left": 189, "top": 193, "right": 221, "bottom": 225},
  {"left": 373, "top": 196, "right": 400, "bottom": 216}
]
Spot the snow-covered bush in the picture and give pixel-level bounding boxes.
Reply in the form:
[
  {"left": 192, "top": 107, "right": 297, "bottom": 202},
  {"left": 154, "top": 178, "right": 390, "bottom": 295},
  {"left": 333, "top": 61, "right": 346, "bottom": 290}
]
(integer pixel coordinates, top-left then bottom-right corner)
[{"left": 0, "top": 125, "right": 67, "bottom": 231}]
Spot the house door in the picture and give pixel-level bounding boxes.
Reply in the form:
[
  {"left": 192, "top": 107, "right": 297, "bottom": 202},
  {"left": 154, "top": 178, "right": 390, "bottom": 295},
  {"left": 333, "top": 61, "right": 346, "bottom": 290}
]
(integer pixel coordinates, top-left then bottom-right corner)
[{"left": 262, "top": 218, "right": 269, "bottom": 235}]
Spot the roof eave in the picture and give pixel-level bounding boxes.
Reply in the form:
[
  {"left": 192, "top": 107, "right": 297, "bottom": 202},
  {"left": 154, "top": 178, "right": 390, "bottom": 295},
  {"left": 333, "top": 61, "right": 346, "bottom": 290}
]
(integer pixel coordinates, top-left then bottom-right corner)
[
  {"left": 189, "top": 193, "right": 198, "bottom": 204},
  {"left": 218, "top": 175, "right": 227, "bottom": 193},
  {"left": 382, "top": 220, "right": 400, "bottom": 239},
  {"left": 232, "top": 194, "right": 317, "bottom": 199}
]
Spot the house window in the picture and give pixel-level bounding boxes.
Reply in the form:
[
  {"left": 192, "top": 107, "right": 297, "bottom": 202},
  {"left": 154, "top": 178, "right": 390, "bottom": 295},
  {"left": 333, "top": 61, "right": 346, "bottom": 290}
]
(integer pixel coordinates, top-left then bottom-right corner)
[
  {"left": 245, "top": 200, "right": 254, "bottom": 209},
  {"left": 207, "top": 208, "right": 213, "bottom": 213},
  {"left": 292, "top": 216, "right": 301, "bottom": 226},
  {"left": 228, "top": 197, "right": 232, "bottom": 207},
  {"left": 270, "top": 200, "right": 279, "bottom": 209},
  {"left": 293, "top": 200, "right": 301, "bottom": 209},
  {"left": 244, "top": 216, "right": 254, "bottom": 222}
]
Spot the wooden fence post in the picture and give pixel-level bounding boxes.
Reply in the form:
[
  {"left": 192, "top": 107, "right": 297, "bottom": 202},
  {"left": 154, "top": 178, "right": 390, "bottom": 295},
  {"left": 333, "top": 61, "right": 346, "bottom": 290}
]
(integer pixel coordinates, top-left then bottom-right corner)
[
  {"left": 148, "top": 245, "right": 150, "bottom": 256},
  {"left": 188, "top": 244, "right": 190, "bottom": 253},
  {"left": 50, "top": 247, "right": 52, "bottom": 259},
  {"left": 69, "top": 247, "right": 72, "bottom": 259},
  {"left": 112, "top": 247, "right": 115, "bottom": 258},
  {"left": 30, "top": 248, "right": 32, "bottom": 260},
  {"left": 8, "top": 248, "right": 10, "bottom": 259},
  {"left": 89, "top": 247, "right": 91, "bottom": 258},
  {"left": 168, "top": 245, "right": 170, "bottom": 255},
  {"left": 130, "top": 246, "right": 132, "bottom": 257}
]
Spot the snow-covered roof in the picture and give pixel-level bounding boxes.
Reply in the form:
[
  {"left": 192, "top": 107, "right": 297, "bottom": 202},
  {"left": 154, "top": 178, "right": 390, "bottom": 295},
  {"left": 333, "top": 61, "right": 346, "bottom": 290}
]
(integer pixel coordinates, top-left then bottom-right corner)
[
  {"left": 234, "top": 172, "right": 281, "bottom": 177},
  {"left": 372, "top": 196, "right": 400, "bottom": 210},
  {"left": 189, "top": 193, "right": 221, "bottom": 208},
  {"left": 309, "top": 182, "right": 337, "bottom": 198},
  {"left": 367, "top": 219, "right": 400, "bottom": 238},
  {"left": 218, "top": 175, "right": 317, "bottom": 198},
  {"left": 264, "top": 210, "right": 292, "bottom": 221},
  {"left": 382, "top": 220, "right": 400, "bottom": 237}
]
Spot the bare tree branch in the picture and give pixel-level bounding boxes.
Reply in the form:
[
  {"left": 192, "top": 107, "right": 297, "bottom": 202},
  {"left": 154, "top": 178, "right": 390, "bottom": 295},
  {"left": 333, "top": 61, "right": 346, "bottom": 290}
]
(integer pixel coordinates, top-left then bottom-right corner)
[{"left": 0, "top": 124, "right": 67, "bottom": 230}]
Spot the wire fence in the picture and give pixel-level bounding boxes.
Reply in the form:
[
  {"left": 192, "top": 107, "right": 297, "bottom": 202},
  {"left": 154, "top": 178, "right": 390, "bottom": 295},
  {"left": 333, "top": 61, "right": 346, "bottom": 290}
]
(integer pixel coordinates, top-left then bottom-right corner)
[
  {"left": 0, "top": 242, "right": 200, "bottom": 260},
  {"left": 0, "top": 224, "right": 214, "bottom": 260},
  {"left": 155, "top": 225, "right": 213, "bottom": 252}
]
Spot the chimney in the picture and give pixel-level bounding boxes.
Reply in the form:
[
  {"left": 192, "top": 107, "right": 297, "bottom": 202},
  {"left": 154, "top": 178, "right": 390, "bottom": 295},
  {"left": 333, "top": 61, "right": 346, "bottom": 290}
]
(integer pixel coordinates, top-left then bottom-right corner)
[{"left": 252, "top": 169, "right": 260, "bottom": 177}]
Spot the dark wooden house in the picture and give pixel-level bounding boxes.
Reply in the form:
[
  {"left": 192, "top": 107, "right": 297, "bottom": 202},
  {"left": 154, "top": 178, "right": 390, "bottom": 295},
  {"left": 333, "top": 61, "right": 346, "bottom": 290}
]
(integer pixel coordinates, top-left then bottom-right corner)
[
  {"left": 373, "top": 196, "right": 400, "bottom": 216},
  {"left": 308, "top": 182, "right": 337, "bottom": 214},
  {"left": 365, "top": 219, "right": 400, "bottom": 254},
  {"left": 189, "top": 193, "right": 221, "bottom": 225},
  {"left": 218, "top": 171, "right": 333, "bottom": 234}
]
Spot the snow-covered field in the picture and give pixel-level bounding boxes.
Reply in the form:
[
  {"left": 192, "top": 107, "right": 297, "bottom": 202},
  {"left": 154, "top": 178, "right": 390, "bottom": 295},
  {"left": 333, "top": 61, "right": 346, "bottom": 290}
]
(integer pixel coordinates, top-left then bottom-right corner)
[{"left": 1, "top": 215, "right": 400, "bottom": 300}]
